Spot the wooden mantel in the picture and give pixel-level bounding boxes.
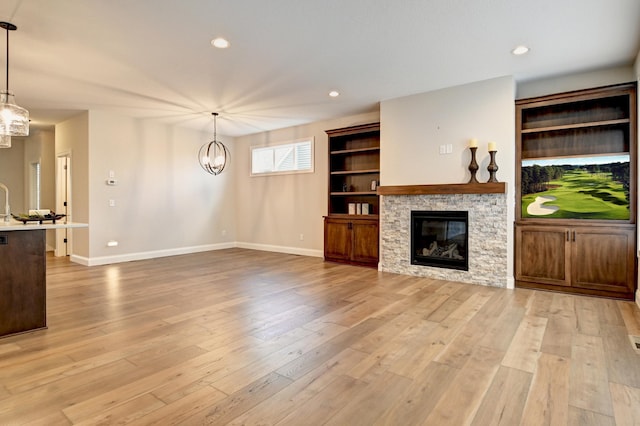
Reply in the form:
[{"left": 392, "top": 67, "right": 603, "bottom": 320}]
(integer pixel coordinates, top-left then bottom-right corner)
[{"left": 377, "top": 182, "right": 507, "bottom": 195}]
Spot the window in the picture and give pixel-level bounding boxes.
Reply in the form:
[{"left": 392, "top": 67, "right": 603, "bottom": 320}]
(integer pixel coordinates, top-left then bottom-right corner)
[
  {"left": 251, "top": 138, "right": 314, "bottom": 176},
  {"left": 29, "top": 161, "right": 41, "bottom": 210}
]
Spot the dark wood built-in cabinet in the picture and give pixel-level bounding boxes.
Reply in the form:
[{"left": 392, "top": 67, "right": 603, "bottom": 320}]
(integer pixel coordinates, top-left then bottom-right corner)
[
  {"left": 324, "top": 217, "right": 379, "bottom": 266},
  {"left": 515, "top": 83, "right": 637, "bottom": 299},
  {"left": 515, "top": 225, "right": 635, "bottom": 297},
  {"left": 0, "top": 230, "right": 46, "bottom": 337},
  {"left": 324, "top": 123, "right": 380, "bottom": 267}
]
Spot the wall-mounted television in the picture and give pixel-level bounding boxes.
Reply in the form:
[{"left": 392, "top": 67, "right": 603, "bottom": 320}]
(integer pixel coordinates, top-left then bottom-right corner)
[{"left": 521, "top": 154, "right": 630, "bottom": 220}]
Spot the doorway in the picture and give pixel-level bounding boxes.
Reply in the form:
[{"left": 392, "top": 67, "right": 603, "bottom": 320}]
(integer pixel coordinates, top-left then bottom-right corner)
[{"left": 55, "top": 154, "right": 71, "bottom": 256}]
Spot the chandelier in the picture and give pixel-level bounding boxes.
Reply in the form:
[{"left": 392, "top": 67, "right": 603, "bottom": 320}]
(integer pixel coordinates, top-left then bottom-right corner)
[
  {"left": 0, "top": 22, "right": 29, "bottom": 138},
  {"left": 198, "top": 112, "right": 229, "bottom": 175}
]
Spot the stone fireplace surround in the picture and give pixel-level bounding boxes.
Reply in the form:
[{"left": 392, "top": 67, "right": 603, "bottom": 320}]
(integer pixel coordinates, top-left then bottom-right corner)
[{"left": 379, "top": 183, "right": 508, "bottom": 288}]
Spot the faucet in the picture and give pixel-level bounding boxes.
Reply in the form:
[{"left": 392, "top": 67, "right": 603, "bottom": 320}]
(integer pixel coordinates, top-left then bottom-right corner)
[{"left": 0, "top": 182, "right": 10, "bottom": 222}]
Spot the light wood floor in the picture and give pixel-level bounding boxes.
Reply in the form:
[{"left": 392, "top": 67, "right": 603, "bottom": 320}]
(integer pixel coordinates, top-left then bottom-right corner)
[{"left": 1, "top": 249, "right": 639, "bottom": 425}]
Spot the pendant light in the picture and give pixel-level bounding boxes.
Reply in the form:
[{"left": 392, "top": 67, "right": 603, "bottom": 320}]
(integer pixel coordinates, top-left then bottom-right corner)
[
  {"left": 198, "top": 112, "right": 229, "bottom": 175},
  {"left": 0, "top": 22, "right": 29, "bottom": 137}
]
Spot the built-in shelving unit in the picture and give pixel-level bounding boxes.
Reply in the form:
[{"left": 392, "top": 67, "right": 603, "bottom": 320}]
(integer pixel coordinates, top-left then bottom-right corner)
[
  {"left": 324, "top": 123, "right": 380, "bottom": 267},
  {"left": 515, "top": 82, "right": 637, "bottom": 300}
]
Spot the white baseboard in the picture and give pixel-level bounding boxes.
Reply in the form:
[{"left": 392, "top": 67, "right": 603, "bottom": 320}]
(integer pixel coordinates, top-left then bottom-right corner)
[
  {"left": 75, "top": 242, "right": 236, "bottom": 266},
  {"left": 236, "top": 242, "right": 323, "bottom": 258},
  {"left": 69, "top": 241, "right": 322, "bottom": 266},
  {"left": 506, "top": 277, "right": 515, "bottom": 290}
]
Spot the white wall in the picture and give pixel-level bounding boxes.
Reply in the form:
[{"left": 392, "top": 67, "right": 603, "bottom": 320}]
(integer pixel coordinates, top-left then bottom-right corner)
[
  {"left": 380, "top": 76, "right": 516, "bottom": 280},
  {"left": 381, "top": 76, "right": 516, "bottom": 186},
  {"left": 516, "top": 65, "right": 635, "bottom": 99},
  {"left": 85, "top": 110, "right": 236, "bottom": 264},
  {"left": 234, "top": 111, "right": 379, "bottom": 256},
  {"left": 56, "top": 112, "right": 90, "bottom": 258},
  {"left": 0, "top": 138, "right": 25, "bottom": 215}
]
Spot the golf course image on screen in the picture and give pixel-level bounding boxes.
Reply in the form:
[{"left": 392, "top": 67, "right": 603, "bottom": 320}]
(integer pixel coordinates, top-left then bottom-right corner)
[{"left": 521, "top": 155, "right": 630, "bottom": 220}]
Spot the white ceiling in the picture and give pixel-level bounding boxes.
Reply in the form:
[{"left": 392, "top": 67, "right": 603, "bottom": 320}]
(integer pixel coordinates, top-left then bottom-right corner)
[{"left": 1, "top": 0, "right": 639, "bottom": 137}]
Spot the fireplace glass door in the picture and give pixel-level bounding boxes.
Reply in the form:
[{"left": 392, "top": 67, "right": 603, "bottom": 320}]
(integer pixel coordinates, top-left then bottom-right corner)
[{"left": 411, "top": 211, "right": 469, "bottom": 271}]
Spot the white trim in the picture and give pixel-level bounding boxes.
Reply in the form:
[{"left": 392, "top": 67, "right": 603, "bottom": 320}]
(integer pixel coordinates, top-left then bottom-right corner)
[
  {"left": 236, "top": 242, "right": 323, "bottom": 258},
  {"left": 75, "top": 242, "right": 236, "bottom": 266},
  {"left": 506, "top": 277, "right": 515, "bottom": 289},
  {"left": 69, "top": 242, "right": 322, "bottom": 266}
]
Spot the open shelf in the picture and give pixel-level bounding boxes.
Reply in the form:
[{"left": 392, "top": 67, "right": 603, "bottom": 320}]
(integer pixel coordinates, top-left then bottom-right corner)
[
  {"left": 521, "top": 118, "right": 630, "bottom": 134},
  {"left": 330, "top": 147, "right": 380, "bottom": 155},
  {"left": 330, "top": 169, "right": 380, "bottom": 175}
]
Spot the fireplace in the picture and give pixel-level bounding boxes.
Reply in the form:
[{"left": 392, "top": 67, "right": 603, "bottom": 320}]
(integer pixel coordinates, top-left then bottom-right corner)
[{"left": 411, "top": 210, "right": 468, "bottom": 271}]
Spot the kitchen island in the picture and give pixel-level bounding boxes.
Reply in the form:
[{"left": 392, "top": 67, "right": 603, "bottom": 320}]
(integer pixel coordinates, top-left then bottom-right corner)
[{"left": 0, "top": 220, "right": 88, "bottom": 338}]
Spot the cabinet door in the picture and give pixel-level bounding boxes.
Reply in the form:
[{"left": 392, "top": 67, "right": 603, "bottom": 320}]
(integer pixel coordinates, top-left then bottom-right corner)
[
  {"left": 515, "top": 225, "right": 571, "bottom": 286},
  {"left": 351, "top": 219, "right": 379, "bottom": 265},
  {"left": 324, "top": 218, "right": 351, "bottom": 262},
  {"left": 0, "top": 230, "right": 46, "bottom": 336},
  {"left": 571, "top": 227, "right": 636, "bottom": 294}
]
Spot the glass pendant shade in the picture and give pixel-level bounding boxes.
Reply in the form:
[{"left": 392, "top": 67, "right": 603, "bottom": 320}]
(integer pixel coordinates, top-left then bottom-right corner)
[
  {"left": 0, "top": 92, "right": 29, "bottom": 136},
  {"left": 0, "top": 134, "right": 10, "bottom": 148},
  {"left": 0, "top": 22, "right": 29, "bottom": 137},
  {"left": 198, "top": 112, "right": 229, "bottom": 175}
]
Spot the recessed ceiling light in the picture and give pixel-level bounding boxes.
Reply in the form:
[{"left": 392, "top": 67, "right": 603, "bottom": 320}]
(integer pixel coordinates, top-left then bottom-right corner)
[
  {"left": 329, "top": 91, "right": 340, "bottom": 98},
  {"left": 211, "top": 37, "right": 230, "bottom": 49},
  {"left": 512, "top": 45, "right": 529, "bottom": 55}
]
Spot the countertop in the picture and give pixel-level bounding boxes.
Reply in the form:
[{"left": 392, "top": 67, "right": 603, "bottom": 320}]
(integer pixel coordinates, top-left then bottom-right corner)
[{"left": 0, "top": 220, "right": 88, "bottom": 231}]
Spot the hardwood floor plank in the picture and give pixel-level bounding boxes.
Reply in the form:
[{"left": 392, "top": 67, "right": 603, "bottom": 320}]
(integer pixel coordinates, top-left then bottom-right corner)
[
  {"left": 197, "top": 372, "right": 292, "bottom": 425},
  {"left": 471, "top": 366, "right": 532, "bottom": 426},
  {"left": 322, "top": 371, "right": 412, "bottom": 426},
  {"left": 479, "top": 301, "right": 526, "bottom": 352},
  {"left": 618, "top": 301, "right": 640, "bottom": 335},
  {"left": 598, "top": 299, "right": 626, "bottom": 327},
  {"left": 525, "top": 289, "right": 555, "bottom": 318},
  {"left": 73, "top": 393, "right": 166, "bottom": 426},
  {"left": 386, "top": 316, "right": 464, "bottom": 379},
  {"left": 228, "top": 348, "right": 368, "bottom": 426},
  {"left": 520, "top": 352, "right": 570, "bottom": 426},
  {"left": 209, "top": 323, "right": 348, "bottom": 394},
  {"left": 348, "top": 308, "right": 432, "bottom": 355},
  {"left": 569, "top": 333, "right": 614, "bottom": 417},
  {"left": 501, "top": 314, "right": 548, "bottom": 373},
  {"left": 568, "top": 406, "right": 615, "bottom": 426},
  {"left": 575, "top": 296, "right": 602, "bottom": 336},
  {"left": 422, "top": 345, "right": 504, "bottom": 425},
  {"left": 130, "top": 385, "right": 227, "bottom": 425},
  {"left": 0, "top": 358, "right": 140, "bottom": 424},
  {"left": 276, "top": 374, "right": 368, "bottom": 426},
  {"left": 348, "top": 318, "right": 438, "bottom": 382},
  {"left": 609, "top": 382, "right": 640, "bottom": 426},
  {"left": 272, "top": 318, "right": 385, "bottom": 382},
  {"left": 601, "top": 324, "right": 640, "bottom": 388},
  {"left": 0, "top": 249, "right": 638, "bottom": 425},
  {"left": 371, "top": 361, "right": 459, "bottom": 425}
]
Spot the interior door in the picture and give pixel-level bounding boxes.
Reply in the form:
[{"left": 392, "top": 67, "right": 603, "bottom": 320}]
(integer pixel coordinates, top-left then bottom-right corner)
[{"left": 55, "top": 154, "right": 71, "bottom": 256}]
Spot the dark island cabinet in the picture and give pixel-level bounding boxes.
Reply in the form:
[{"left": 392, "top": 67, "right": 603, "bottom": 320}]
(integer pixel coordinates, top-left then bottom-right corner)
[{"left": 0, "top": 229, "right": 46, "bottom": 337}]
